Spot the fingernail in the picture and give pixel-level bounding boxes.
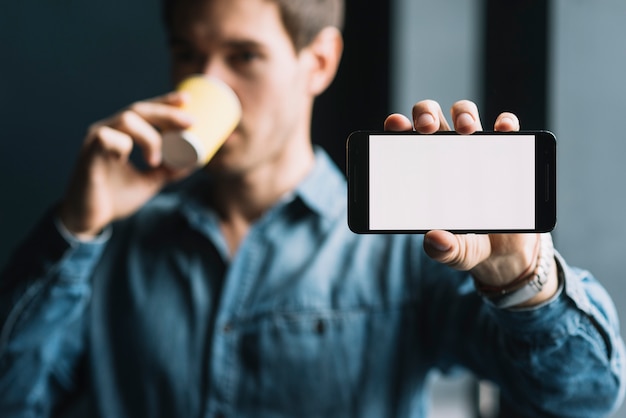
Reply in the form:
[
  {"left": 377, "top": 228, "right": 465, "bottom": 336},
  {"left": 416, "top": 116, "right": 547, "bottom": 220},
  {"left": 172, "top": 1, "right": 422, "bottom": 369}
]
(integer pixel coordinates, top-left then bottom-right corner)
[
  {"left": 425, "top": 236, "right": 452, "bottom": 253},
  {"left": 416, "top": 113, "right": 435, "bottom": 128},
  {"left": 455, "top": 113, "right": 475, "bottom": 129}
]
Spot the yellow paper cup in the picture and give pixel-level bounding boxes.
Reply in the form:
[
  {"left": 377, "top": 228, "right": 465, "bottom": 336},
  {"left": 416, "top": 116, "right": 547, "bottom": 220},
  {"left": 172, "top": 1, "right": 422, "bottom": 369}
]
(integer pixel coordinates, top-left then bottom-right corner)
[{"left": 162, "top": 75, "right": 242, "bottom": 169}]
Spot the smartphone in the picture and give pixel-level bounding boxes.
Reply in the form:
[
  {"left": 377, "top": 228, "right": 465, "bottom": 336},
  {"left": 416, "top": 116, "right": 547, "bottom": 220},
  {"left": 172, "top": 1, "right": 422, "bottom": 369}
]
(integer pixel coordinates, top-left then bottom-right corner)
[{"left": 346, "top": 130, "right": 556, "bottom": 234}]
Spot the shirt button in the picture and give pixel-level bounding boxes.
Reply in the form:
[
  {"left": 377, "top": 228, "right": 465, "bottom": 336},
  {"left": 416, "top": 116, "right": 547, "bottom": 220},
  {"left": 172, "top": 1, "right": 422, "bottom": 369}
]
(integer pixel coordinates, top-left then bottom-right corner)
[
  {"left": 315, "top": 319, "right": 325, "bottom": 335},
  {"left": 223, "top": 323, "right": 232, "bottom": 333}
]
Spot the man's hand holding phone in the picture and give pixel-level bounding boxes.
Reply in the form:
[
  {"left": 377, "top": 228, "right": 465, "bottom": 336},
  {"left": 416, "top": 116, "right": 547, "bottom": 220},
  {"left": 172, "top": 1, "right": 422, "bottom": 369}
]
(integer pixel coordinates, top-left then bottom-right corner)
[{"left": 382, "top": 99, "right": 559, "bottom": 308}]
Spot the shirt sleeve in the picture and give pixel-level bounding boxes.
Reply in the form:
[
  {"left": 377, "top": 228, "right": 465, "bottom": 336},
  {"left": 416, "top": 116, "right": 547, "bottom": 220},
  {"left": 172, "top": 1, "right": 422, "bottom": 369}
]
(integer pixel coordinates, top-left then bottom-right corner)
[
  {"left": 0, "top": 208, "right": 108, "bottom": 417},
  {"left": 480, "top": 252, "right": 626, "bottom": 416}
]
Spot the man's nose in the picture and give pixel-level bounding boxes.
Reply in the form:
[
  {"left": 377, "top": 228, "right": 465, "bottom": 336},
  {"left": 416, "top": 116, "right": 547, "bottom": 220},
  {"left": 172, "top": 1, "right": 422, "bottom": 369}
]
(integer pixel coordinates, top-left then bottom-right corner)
[{"left": 200, "top": 58, "right": 229, "bottom": 81}]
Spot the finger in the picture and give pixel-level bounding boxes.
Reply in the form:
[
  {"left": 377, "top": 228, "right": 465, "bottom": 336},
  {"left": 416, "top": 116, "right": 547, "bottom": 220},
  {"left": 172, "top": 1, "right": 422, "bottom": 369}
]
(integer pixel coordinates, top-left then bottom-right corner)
[
  {"left": 384, "top": 113, "right": 413, "bottom": 131},
  {"left": 107, "top": 109, "right": 166, "bottom": 167},
  {"left": 494, "top": 112, "right": 520, "bottom": 132},
  {"left": 423, "top": 230, "right": 491, "bottom": 271},
  {"left": 450, "top": 100, "right": 483, "bottom": 134},
  {"left": 127, "top": 100, "right": 194, "bottom": 132},
  {"left": 412, "top": 100, "right": 451, "bottom": 133},
  {"left": 152, "top": 91, "right": 189, "bottom": 107},
  {"left": 86, "top": 124, "right": 134, "bottom": 161}
]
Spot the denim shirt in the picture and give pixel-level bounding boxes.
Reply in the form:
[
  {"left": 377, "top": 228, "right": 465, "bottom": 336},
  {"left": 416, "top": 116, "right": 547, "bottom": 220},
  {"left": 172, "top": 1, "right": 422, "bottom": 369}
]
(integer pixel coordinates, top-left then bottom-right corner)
[{"left": 0, "top": 149, "right": 624, "bottom": 418}]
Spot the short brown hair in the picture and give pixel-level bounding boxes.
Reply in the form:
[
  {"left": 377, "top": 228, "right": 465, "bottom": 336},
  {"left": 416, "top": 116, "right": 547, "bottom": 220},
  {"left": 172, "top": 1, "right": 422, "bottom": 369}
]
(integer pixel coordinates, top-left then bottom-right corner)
[{"left": 162, "top": 0, "right": 345, "bottom": 51}]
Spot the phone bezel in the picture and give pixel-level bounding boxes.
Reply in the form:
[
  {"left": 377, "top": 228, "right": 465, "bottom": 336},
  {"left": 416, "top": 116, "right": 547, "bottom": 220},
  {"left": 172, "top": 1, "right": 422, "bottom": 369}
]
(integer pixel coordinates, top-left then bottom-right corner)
[{"left": 346, "top": 130, "right": 557, "bottom": 234}]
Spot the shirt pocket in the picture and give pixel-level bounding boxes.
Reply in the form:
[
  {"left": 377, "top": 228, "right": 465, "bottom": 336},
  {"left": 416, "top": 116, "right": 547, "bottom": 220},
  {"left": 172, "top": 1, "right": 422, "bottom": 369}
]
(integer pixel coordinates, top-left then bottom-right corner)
[{"left": 232, "top": 306, "right": 415, "bottom": 418}]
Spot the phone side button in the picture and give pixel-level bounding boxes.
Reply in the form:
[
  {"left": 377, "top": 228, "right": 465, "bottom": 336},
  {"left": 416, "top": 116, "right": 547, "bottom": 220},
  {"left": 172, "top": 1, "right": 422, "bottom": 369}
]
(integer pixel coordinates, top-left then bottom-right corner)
[
  {"left": 545, "top": 164, "right": 550, "bottom": 202},
  {"left": 351, "top": 167, "right": 358, "bottom": 203}
]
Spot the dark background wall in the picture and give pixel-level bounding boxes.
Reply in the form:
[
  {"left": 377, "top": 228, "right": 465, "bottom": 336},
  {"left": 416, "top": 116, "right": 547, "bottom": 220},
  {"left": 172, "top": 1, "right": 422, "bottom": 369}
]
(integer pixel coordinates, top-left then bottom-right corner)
[
  {"left": 0, "top": 0, "right": 171, "bottom": 266},
  {"left": 482, "top": 0, "right": 548, "bottom": 130}
]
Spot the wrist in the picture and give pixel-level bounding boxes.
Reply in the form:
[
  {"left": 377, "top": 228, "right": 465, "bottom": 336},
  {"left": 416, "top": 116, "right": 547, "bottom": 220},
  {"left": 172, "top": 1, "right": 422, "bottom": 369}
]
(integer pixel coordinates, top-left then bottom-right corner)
[
  {"left": 474, "top": 233, "right": 558, "bottom": 309},
  {"left": 512, "top": 260, "right": 559, "bottom": 308},
  {"left": 57, "top": 204, "right": 106, "bottom": 242},
  {"left": 54, "top": 215, "right": 111, "bottom": 245},
  {"left": 57, "top": 201, "right": 106, "bottom": 239}
]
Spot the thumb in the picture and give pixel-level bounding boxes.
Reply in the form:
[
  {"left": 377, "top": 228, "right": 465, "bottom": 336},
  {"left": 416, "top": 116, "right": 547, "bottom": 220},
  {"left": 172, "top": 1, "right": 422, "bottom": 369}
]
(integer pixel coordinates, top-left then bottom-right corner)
[{"left": 423, "top": 230, "right": 491, "bottom": 271}]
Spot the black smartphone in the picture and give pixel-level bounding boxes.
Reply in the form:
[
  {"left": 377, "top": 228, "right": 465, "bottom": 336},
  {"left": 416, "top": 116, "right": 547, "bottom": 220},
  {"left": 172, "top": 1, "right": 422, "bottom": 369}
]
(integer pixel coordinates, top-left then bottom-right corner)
[{"left": 346, "top": 130, "right": 556, "bottom": 234}]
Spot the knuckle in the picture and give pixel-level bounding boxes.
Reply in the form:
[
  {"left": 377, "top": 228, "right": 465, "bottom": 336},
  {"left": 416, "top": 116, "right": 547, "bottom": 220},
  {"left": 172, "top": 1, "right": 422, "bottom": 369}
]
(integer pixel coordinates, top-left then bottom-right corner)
[
  {"left": 87, "top": 123, "right": 109, "bottom": 141},
  {"left": 117, "top": 109, "right": 138, "bottom": 126},
  {"left": 451, "top": 100, "right": 479, "bottom": 116},
  {"left": 127, "top": 101, "right": 144, "bottom": 113},
  {"left": 453, "top": 99, "right": 476, "bottom": 108},
  {"left": 413, "top": 99, "right": 437, "bottom": 112},
  {"left": 89, "top": 127, "right": 114, "bottom": 150},
  {"left": 86, "top": 122, "right": 100, "bottom": 137}
]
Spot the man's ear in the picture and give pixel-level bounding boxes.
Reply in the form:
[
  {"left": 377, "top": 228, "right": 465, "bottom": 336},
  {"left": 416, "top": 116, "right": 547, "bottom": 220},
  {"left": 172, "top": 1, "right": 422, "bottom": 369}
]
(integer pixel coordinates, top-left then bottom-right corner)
[{"left": 304, "top": 27, "right": 344, "bottom": 96}]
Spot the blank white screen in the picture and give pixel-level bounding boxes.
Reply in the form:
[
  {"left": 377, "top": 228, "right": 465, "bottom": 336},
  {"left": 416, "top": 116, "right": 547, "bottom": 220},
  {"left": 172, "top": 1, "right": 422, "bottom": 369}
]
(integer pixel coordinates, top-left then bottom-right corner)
[{"left": 369, "top": 135, "right": 535, "bottom": 230}]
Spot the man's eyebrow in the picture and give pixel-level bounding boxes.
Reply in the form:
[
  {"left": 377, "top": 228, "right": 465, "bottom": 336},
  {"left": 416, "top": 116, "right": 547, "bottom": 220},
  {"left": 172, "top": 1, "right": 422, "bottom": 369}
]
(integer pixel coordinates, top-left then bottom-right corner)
[
  {"left": 167, "top": 37, "right": 263, "bottom": 50},
  {"left": 222, "top": 40, "right": 263, "bottom": 49}
]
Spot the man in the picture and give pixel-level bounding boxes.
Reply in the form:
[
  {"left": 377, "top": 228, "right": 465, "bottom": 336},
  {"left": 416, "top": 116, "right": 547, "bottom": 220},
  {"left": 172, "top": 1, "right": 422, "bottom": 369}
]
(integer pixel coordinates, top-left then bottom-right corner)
[{"left": 0, "top": 0, "right": 623, "bottom": 416}]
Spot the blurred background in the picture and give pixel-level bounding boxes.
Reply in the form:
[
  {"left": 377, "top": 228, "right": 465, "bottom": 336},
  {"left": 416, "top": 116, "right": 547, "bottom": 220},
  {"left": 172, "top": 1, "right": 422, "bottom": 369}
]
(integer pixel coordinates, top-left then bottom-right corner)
[{"left": 1, "top": 0, "right": 625, "bottom": 416}]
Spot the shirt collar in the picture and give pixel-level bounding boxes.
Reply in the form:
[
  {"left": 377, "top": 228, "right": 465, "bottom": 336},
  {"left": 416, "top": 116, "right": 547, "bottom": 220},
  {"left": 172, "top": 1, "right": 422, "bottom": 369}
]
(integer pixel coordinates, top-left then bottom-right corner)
[
  {"left": 175, "top": 146, "right": 346, "bottom": 222},
  {"left": 293, "top": 146, "right": 347, "bottom": 221}
]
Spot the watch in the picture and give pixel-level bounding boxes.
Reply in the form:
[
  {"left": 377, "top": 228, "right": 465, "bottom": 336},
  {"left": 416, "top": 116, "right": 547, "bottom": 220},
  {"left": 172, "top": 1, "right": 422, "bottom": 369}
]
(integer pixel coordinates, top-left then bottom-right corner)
[{"left": 475, "top": 233, "right": 554, "bottom": 309}]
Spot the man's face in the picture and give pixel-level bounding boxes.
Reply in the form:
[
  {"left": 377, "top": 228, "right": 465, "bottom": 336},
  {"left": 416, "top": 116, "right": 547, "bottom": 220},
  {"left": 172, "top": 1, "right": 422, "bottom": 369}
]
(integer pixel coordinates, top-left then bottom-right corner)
[{"left": 168, "top": 0, "right": 316, "bottom": 176}]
